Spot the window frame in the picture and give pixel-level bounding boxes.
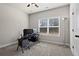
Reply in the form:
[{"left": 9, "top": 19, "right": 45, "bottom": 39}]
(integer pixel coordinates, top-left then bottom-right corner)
[{"left": 38, "top": 17, "right": 60, "bottom": 36}]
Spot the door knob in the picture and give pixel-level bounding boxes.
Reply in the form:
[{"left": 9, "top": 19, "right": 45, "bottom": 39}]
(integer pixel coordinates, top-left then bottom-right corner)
[{"left": 75, "top": 35, "right": 79, "bottom": 38}]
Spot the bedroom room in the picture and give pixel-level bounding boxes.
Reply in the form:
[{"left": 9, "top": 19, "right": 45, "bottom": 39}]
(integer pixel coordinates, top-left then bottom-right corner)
[{"left": 0, "top": 3, "right": 79, "bottom": 56}]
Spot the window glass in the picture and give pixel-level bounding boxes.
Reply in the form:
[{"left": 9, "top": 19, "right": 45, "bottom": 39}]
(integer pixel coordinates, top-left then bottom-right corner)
[
  {"left": 49, "top": 27, "right": 59, "bottom": 34},
  {"left": 40, "top": 28, "right": 47, "bottom": 33},
  {"left": 40, "top": 19, "right": 47, "bottom": 26},
  {"left": 49, "top": 18, "right": 59, "bottom": 26}
]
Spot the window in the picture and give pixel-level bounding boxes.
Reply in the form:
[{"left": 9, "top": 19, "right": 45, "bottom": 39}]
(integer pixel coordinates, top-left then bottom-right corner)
[{"left": 38, "top": 17, "right": 60, "bottom": 36}]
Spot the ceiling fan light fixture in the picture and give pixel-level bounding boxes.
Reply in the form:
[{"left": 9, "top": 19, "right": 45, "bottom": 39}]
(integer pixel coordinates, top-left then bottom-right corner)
[
  {"left": 27, "top": 4, "right": 30, "bottom": 7},
  {"left": 26, "top": 3, "right": 39, "bottom": 8},
  {"left": 35, "top": 4, "right": 39, "bottom": 7}
]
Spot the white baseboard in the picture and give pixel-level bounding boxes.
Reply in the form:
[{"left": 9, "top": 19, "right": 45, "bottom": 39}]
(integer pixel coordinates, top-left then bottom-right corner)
[
  {"left": 0, "top": 41, "right": 17, "bottom": 48},
  {"left": 40, "top": 40, "right": 70, "bottom": 47}
]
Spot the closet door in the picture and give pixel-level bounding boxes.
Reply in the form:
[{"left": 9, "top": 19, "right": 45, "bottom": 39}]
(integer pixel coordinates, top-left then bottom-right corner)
[
  {"left": 74, "top": 4, "right": 79, "bottom": 56},
  {"left": 71, "top": 3, "right": 79, "bottom": 56}
]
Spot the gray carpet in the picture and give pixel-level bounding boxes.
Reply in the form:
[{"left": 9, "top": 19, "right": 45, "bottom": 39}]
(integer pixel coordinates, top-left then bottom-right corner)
[{"left": 0, "top": 42, "right": 72, "bottom": 56}]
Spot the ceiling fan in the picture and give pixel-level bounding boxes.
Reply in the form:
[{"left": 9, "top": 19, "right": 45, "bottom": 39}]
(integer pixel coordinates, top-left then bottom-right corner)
[{"left": 26, "top": 3, "right": 39, "bottom": 8}]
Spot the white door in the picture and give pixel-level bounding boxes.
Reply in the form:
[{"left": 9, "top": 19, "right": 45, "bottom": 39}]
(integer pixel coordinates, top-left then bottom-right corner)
[{"left": 72, "top": 4, "right": 79, "bottom": 56}]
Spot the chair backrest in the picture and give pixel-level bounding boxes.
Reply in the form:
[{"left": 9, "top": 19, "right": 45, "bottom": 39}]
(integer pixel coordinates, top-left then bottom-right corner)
[{"left": 23, "top": 29, "right": 33, "bottom": 36}]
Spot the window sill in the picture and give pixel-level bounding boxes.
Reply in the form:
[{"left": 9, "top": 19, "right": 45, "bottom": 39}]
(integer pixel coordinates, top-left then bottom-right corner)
[{"left": 39, "top": 33, "right": 60, "bottom": 37}]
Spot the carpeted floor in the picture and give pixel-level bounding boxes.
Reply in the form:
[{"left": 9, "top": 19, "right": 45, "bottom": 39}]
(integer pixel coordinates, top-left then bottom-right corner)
[{"left": 0, "top": 42, "right": 72, "bottom": 56}]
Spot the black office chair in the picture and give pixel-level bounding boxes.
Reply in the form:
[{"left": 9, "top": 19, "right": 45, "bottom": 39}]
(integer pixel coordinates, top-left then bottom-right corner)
[{"left": 17, "top": 29, "right": 39, "bottom": 53}]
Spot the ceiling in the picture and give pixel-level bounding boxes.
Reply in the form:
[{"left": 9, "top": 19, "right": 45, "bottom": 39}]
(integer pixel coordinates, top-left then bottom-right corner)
[{"left": 5, "top": 3, "right": 69, "bottom": 14}]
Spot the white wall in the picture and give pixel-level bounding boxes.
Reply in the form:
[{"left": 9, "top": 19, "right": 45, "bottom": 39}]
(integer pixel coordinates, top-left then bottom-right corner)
[
  {"left": 29, "top": 5, "right": 70, "bottom": 46},
  {"left": 0, "top": 4, "right": 29, "bottom": 47}
]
